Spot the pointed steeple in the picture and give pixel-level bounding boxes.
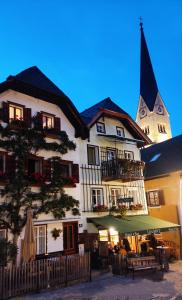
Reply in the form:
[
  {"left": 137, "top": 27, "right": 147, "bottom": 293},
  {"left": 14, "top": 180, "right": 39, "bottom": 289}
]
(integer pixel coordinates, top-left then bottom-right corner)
[{"left": 140, "top": 22, "right": 159, "bottom": 111}]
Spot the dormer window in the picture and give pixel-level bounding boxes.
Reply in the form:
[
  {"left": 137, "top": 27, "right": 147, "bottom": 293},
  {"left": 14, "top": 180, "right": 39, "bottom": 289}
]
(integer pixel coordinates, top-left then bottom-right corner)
[
  {"left": 116, "top": 126, "right": 125, "bottom": 137},
  {"left": 9, "top": 104, "right": 24, "bottom": 122},
  {"left": 43, "top": 114, "right": 54, "bottom": 129},
  {"left": 96, "top": 122, "right": 105, "bottom": 134}
]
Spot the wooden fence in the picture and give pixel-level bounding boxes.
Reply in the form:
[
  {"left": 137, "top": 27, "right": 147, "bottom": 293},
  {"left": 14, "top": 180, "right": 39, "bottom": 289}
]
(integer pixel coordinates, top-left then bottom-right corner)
[{"left": 0, "top": 253, "right": 91, "bottom": 299}]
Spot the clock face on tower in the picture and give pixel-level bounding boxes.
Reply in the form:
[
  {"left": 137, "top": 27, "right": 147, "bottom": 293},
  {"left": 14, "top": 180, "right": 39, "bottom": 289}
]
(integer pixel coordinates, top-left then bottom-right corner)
[
  {"left": 157, "top": 105, "right": 164, "bottom": 115},
  {"left": 139, "top": 107, "right": 147, "bottom": 118}
]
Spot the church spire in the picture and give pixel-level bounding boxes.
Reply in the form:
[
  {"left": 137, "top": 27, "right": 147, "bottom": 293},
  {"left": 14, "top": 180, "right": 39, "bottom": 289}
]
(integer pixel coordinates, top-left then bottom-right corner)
[
  {"left": 136, "top": 22, "right": 172, "bottom": 144},
  {"left": 140, "top": 22, "right": 159, "bottom": 111}
]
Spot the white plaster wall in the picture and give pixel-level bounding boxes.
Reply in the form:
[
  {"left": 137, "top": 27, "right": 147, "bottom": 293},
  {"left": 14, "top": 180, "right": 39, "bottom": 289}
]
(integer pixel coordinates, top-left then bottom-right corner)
[{"left": 0, "top": 89, "right": 83, "bottom": 255}]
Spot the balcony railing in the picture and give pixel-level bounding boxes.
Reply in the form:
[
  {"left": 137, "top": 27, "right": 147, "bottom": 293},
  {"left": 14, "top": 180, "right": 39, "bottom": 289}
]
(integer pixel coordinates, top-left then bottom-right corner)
[{"left": 101, "top": 158, "right": 144, "bottom": 181}]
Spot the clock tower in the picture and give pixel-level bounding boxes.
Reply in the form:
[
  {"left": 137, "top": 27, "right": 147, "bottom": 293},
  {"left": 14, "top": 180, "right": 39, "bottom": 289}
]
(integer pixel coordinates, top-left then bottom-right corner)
[{"left": 136, "top": 22, "right": 172, "bottom": 144}]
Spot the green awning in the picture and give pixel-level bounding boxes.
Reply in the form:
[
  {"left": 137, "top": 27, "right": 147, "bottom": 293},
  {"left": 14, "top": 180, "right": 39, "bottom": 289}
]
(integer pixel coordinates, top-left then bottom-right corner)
[{"left": 87, "top": 215, "right": 180, "bottom": 236}]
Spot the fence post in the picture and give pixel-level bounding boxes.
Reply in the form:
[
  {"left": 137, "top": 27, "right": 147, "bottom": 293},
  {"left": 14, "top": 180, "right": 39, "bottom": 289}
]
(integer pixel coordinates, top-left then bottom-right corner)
[
  {"left": 88, "top": 252, "right": 92, "bottom": 282},
  {"left": 65, "top": 255, "right": 68, "bottom": 287}
]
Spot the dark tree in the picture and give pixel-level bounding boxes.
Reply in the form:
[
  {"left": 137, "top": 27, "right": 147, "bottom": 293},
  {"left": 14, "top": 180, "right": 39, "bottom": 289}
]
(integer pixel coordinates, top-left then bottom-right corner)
[{"left": 0, "top": 119, "right": 79, "bottom": 254}]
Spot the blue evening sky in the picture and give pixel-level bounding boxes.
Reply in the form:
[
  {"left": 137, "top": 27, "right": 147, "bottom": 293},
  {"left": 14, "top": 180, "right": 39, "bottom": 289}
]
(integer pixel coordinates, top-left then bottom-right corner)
[{"left": 0, "top": 0, "right": 181, "bottom": 136}]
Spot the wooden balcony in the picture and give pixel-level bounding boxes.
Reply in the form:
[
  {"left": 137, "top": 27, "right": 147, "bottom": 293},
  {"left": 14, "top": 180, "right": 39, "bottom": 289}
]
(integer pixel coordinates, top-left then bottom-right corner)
[{"left": 101, "top": 158, "right": 144, "bottom": 182}]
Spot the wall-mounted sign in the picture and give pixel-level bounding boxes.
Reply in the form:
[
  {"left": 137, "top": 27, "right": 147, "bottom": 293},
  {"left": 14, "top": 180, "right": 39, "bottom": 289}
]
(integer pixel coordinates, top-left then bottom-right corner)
[{"left": 117, "top": 197, "right": 133, "bottom": 204}]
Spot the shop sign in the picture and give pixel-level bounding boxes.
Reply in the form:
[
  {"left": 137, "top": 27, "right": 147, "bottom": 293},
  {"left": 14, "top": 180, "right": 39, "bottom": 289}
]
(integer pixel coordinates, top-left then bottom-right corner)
[
  {"left": 168, "top": 227, "right": 178, "bottom": 232},
  {"left": 125, "top": 232, "right": 140, "bottom": 237},
  {"left": 147, "top": 229, "right": 161, "bottom": 234},
  {"left": 117, "top": 197, "right": 133, "bottom": 204}
]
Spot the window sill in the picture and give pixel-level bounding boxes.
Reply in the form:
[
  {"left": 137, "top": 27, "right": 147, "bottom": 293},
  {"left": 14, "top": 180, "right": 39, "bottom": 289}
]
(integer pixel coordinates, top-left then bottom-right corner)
[{"left": 148, "top": 205, "right": 161, "bottom": 208}]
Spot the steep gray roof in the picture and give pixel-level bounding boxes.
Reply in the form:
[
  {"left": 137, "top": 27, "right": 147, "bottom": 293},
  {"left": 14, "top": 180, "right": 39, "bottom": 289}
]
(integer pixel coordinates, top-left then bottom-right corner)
[{"left": 141, "top": 135, "right": 182, "bottom": 178}]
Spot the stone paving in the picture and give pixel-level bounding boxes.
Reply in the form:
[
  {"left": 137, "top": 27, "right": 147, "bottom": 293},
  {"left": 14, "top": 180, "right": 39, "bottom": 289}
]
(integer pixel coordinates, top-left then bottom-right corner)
[{"left": 14, "top": 261, "right": 182, "bottom": 300}]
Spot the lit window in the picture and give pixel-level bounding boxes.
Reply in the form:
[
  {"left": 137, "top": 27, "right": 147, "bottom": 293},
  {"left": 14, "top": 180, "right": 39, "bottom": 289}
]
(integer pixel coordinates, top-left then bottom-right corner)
[
  {"left": 87, "top": 145, "right": 100, "bottom": 165},
  {"left": 9, "top": 104, "right": 23, "bottom": 122},
  {"left": 124, "top": 151, "right": 134, "bottom": 160},
  {"left": 34, "top": 225, "right": 46, "bottom": 255},
  {"left": 99, "top": 230, "right": 108, "bottom": 241},
  {"left": 42, "top": 114, "right": 54, "bottom": 129},
  {"left": 116, "top": 126, "right": 125, "bottom": 137},
  {"left": 91, "top": 189, "right": 103, "bottom": 206},
  {"left": 146, "top": 191, "right": 160, "bottom": 207},
  {"left": 96, "top": 122, "right": 105, "bottom": 133}
]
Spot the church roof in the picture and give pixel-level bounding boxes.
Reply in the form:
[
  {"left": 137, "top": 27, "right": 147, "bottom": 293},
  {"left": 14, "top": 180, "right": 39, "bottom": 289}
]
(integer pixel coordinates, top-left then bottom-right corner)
[
  {"left": 0, "top": 66, "right": 88, "bottom": 139},
  {"left": 140, "top": 23, "right": 159, "bottom": 111},
  {"left": 141, "top": 135, "right": 182, "bottom": 178}
]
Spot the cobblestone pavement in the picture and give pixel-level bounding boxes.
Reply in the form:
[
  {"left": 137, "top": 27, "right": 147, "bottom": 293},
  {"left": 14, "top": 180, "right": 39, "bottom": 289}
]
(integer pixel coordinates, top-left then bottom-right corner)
[{"left": 14, "top": 261, "right": 182, "bottom": 300}]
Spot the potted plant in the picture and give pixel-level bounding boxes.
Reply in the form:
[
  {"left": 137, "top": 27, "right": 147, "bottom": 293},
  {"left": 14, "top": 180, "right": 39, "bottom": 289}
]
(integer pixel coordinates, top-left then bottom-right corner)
[{"left": 51, "top": 228, "right": 62, "bottom": 240}]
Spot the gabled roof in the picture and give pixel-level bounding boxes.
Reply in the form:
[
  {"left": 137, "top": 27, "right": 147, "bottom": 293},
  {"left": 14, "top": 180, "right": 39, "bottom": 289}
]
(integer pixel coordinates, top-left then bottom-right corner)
[
  {"left": 81, "top": 97, "right": 151, "bottom": 145},
  {"left": 141, "top": 135, "right": 182, "bottom": 178},
  {"left": 80, "top": 97, "right": 129, "bottom": 125},
  {"left": 0, "top": 66, "right": 88, "bottom": 139},
  {"left": 140, "top": 23, "right": 159, "bottom": 111}
]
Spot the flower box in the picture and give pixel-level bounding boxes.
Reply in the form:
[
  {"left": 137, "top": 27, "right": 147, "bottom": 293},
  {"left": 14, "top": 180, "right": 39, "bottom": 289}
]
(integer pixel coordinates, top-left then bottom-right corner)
[{"left": 93, "top": 205, "right": 108, "bottom": 212}]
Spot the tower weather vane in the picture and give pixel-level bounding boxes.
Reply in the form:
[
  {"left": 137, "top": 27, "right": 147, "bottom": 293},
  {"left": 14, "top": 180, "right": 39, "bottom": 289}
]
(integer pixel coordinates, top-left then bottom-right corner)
[{"left": 139, "top": 17, "right": 143, "bottom": 29}]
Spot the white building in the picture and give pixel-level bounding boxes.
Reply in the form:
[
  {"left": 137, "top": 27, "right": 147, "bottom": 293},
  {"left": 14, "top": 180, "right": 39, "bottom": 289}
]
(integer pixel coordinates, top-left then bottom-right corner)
[
  {"left": 0, "top": 66, "right": 88, "bottom": 259},
  {"left": 79, "top": 97, "right": 151, "bottom": 250}
]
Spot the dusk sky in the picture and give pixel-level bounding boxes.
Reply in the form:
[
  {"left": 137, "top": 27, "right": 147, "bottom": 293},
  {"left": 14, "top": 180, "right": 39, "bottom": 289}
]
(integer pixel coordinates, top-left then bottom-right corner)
[{"left": 0, "top": 0, "right": 182, "bottom": 137}]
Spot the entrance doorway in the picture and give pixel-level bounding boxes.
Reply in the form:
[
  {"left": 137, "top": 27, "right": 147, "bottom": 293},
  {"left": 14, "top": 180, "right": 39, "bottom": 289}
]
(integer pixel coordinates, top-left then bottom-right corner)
[{"left": 63, "top": 222, "right": 78, "bottom": 255}]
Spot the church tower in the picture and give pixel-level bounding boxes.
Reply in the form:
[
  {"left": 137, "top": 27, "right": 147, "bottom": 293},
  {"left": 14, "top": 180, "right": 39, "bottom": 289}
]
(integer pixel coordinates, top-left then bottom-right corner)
[{"left": 136, "top": 22, "right": 172, "bottom": 144}]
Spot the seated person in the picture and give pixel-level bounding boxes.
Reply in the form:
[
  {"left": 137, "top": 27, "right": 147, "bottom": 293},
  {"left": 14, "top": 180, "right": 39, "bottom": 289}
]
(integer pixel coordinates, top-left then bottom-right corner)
[
  {"left": 113, "top": 243, "right": 120, "bottom": 254},
  {"left": 141, "top": 242, "right": 148, "bottom": 256},
  {"left": 123, "top": 238, "right": 131, "bottom": 252}
]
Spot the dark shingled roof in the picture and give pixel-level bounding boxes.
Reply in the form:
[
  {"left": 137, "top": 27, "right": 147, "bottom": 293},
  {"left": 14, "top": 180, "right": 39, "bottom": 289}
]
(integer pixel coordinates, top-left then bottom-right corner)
[
  {"left": 80, "top": 97, "right": 129, "bottom": 124},
  {"left": 140, "top": 24, "right": 159, "bottom": 111},
  {"left": 0, "top": 66, "right": 88, "bottom": 139},
  {"left": 141, "top": 135, "right": 182, "bottom": 178}
]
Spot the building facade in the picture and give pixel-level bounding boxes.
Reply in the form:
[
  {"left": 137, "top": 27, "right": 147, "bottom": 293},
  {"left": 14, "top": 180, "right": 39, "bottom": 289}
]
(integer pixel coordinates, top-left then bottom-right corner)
[
  {"left": 79, "top": 97, "right": 151, "bottom": 251},
  {"left": 0, "top": 66, "right": 88, "bottom": 260},
  {"left": 141, "top": 136, "right": 182, "bottom": 258}
]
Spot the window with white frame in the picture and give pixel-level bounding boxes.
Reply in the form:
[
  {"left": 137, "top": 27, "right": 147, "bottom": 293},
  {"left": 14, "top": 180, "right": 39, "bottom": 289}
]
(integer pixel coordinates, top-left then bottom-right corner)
[
  {"left": 96, "top": 122, "right": 105, "bottom": 134},
  {"left": 124, "top": 150, "right": 134, "bottom": 160},
  {"left": 110, "top": 188, "right": 121, "bottom": 205},
  {"left": 87, "top": 145, "right": 100, "bottom": 165},
  {"left": 91, "top": 188, "right": 103, "bottom": 206},
  {"left": 34, "top": 225, "right": 46, "bottom": 255},
  {"left": 9, "top": 104, "right": 24, "bottom": 122},
  {"left": 116, "top": 126, "right": 125, "bottom": 137},
  {"left": 146, "top": 190, "right": 162, "bottom": 207},
  {"left": 42, "top": 114, "right": 54, "bottom": 129}
]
